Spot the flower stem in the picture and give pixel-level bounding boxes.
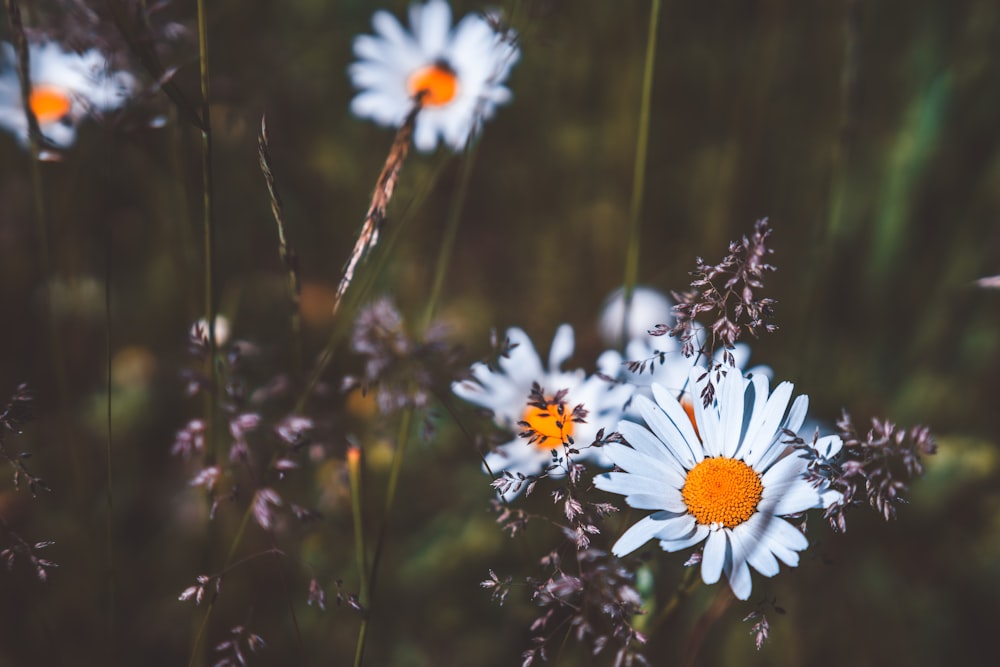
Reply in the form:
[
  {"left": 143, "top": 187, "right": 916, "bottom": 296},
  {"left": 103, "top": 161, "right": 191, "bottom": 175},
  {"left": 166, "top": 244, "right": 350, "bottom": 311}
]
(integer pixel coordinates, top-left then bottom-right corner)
[
  {"left": 421, "top": 143, "right": 478, "bottom": 331},
  {"left": 347, "top": 446, "right": 369, "bottom": 603},
  {"left": 195, "top": 0, "right": 220, "bottom": 465},
  {"left": 354, "top": 405, "right": 415, "bottom": 667},
  {"left": 648, "top": 564, "right": 701, "bottom": 634},
  {"left": 621, "top": 0, "right": 662, "bottom": 341},
  {"left": 258, "top": 115, "right": 303, "bottom": 378}
]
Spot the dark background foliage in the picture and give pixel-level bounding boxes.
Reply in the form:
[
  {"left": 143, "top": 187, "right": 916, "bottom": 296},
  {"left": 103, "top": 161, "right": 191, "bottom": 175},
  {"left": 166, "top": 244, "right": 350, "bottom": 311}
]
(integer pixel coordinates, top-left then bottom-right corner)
[{"left": 1, "top": 0, "right": 998, "bottom": 665}]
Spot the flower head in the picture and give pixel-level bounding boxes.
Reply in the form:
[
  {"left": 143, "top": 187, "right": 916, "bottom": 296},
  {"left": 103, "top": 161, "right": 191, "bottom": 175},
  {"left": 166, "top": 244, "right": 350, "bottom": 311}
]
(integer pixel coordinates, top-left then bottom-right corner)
[
  {"left": 595, "top": 366, "right": 842, "bottom": 600},
  {"left": 598, "top": 285, "right": 674, "bottom": 349},
  {"left": 348, "top": 0, "right": 520, "bottom": 152},
  {"left": 597, "top": 289, "right": 771, "bottom": 424},
  {"left": 0, "top": 41, "right": 135, "bottom": 151},
  {"left": 453, "top": 325, "right": 634, "bottom": 499}
]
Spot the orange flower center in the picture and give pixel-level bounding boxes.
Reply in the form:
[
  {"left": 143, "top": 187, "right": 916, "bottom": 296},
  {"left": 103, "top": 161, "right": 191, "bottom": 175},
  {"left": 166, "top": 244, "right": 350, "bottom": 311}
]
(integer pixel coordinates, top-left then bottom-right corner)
[
  {"left": 681, "top": 457, "right": 763, "bottom": 528},
  {"left": 521, "top": 400, "right": 574, "bottom": 449},
  {"left": 29, "top": 85, "right": 72, "bottom": 123},
  {"left": 406, "top": 63, "right": 458, "bottom": 107}
]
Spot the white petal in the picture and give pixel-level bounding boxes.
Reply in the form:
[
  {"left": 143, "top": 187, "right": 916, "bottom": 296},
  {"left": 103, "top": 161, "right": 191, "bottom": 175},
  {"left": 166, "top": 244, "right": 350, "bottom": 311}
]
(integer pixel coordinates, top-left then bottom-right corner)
[
  {"left": 761, "top": 518, "right": 808, "bottom": 567},
  {"left": 547, "top": 324, "right": 575, "bottom": 372},
  {"left": 652, "top": 514, "right": 698, "bottom": 541},
  {"left": 726, "top": 543, "right": 753, "bottom": 600},
  {"left": 612, "top": 512, "right": 674, "bottom": 557},
  {"left": 692, "top": 368, "right": 723, "bottom": 457},
  {"left": 783, "top": 394, "right": 809, "bottom": 435},
  {"left": 718, "top": 368, "right": 746, "bottom": 458},
  {"left": 412, "top": 115, "right": 440, "bottom": 152},
  {"left": 600, "top": 442, "right": 680, "bottom": 483},
  {"left": 769, "top": 483, "right": 822, "bottom": 515},
  {"left": 350, "top": 91, "right": 407, "bottom": 125},
  {"left": 735, "top": 514, "right": 780, "bottom": 577},
  {"left": 411, "top": 0, "right": 452, "bottom": 56},
  {"left": 814, "top": 434, "right": 843, "bottom": 459},
  {"left": 595, "top": 471, "right": 679, "bottom": 500},
  {"left": 761, "top": 450, "right": 808, "bottom": 488},
  {"left": 625, "top": 493, "right": 689, "bottom": 513},
  {"left": 373, "top": 10, "right": 418, "bottom": 52},
  {"left": 660, "top": 522, "right": 709, "bottom": 552},
  {"left": 742, "top": 380, "right": 792, "bottom": 468},
  {"left": 700, "top": 530, "right": 726, "bottom": 585},
  {"left": 643, "top": 389, "right": 701, "bottom": 467},
  {"left": 497, "top": 327, "right": 544, "bottom": 388},
  {"left": 616, "top": 421, "right": 687, "bottom": 486}
]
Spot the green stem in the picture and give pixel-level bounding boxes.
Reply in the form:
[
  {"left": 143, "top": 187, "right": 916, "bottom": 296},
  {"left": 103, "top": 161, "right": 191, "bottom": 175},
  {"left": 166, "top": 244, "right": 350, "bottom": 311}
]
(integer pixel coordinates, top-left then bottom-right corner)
[
  {"left": 347, "top": 447, "right": 369, "bottom": 603},
  {"left": 104, "top": 226, "right": 116, "bottom": 664},
  {"left": 196, "top": 0, "right": 219, "bottom": 463},
  {"left": 354, "top": 405, "right": 415, "bottom": 667},
  {"left": 421, "top": 144, "right": 478, "bottom": 331},
  {"left": 621, "top": 0, "right": 662, "bottom": 341},
  {"left": 4, "top": 0, "right": 78, "bottom": 484},
  {"left": 647, "top": 565, "right": 700, "bottom": 635}
]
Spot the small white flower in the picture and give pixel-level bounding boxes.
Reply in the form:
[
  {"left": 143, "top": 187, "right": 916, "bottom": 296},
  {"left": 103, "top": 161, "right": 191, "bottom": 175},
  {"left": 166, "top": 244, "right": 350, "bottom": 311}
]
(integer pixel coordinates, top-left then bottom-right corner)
[
  {"left": 0, "top": 41, "right": 135, "bottom": 151},
  {"left": 598, "top": 286, "right": 674, "bottom": 349},
  {"left": 348, "top": 0, "right": 520, "bottom": 152},
  {"left": 597, "top": 289, "right": 771, "bottom": 422},
  {"left": 595, "top": 366, "right": 842, "bottom": 600},
  {"left": 453, "top": 325, "right": 634, "bottom": 499}
]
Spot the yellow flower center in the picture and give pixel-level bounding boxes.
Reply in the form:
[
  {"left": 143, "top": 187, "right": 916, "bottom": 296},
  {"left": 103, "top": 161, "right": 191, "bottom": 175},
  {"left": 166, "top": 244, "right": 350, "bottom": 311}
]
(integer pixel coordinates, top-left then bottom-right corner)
[
  {"left": 681, "top": 457, "right": 763, "bottom": 528},
  {"left": 406, "top": 63, "right": 458, "bottom": 107},
  {"left": 29, "top": 85, "right": 73, "bottom": 123},
  {"left": 521, "top": 400, "right": 574, "bottom": 448}
]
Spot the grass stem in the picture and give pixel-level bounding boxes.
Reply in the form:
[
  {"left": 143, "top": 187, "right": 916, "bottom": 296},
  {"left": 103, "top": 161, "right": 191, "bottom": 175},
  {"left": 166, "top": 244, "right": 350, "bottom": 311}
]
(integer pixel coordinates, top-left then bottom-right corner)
[{"left": 621, "top": 0, "right": 662, "bottom": 341}]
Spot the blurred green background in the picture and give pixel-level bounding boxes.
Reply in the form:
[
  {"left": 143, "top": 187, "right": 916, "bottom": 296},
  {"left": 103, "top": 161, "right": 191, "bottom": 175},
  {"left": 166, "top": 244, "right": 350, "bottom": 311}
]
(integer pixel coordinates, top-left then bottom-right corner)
[{"left": 1, "top": 0, "right": 999, "bottom": 665}]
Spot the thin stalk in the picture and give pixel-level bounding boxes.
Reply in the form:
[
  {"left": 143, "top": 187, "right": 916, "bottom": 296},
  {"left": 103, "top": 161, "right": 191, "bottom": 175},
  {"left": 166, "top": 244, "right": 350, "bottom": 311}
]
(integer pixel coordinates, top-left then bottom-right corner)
[
  {"left": 347, "top": 446, "right": 369, "bottom": 602},
  {"left": 420, "top": 142, "right": 478, "bottom": 331},
  {"left": 258, "top": 115, "right": 303, "bottom": 378},
  {"left": 196, "top": 0, "right": 219, "bottom": 462},
  {"left": 4, "top": 0, "right": 79, "bottom": 482},
  {"left": 187, "top": 5, "right": 218, "bottom": 665},
  {"left": 682, "top": 586, "right": 734, "bottom": 667},
  {"left": 186, "top": 548, "right": 288, "bottom": 667},
  {"left": 348, "top": 445, "right": 369, "bottom": 667},
  {"left": 621, "top": 0, "right": 661, "bottom": 341},
  {"left": 104, "top": 227, "right": 116, "bottom": 664},
  {"left": 354, "top": 405, "right": 415, "bottom": 667},
  {"left": 647, "top": 565, "right": 700, "bottom": 635}
]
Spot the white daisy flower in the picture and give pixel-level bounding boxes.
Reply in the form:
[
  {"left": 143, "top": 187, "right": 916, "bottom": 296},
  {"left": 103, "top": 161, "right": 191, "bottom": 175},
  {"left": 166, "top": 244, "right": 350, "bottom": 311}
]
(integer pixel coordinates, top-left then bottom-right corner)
[
  {"left": 597, "top": 285, "right": 674, "bottom": 349},
  {"left": 348, "top": 0, "right": 520, "bottom": 153},
  {"left": 0, "top": 41, "right": 135, "bottom": 151},
  {"left": 595, "top": 366, "right": 842, "bottom": 600},
  {"left": 452, "top": 325, "right": 635, "bottom": 499},
  {"left": 597, "top": 308, "right": 771, "bottom": 426}
]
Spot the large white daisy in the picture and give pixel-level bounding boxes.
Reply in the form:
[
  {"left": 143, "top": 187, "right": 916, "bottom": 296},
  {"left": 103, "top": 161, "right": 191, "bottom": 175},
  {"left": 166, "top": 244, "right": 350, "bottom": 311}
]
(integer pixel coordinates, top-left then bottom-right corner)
[
  {"left": 0, "top": 41, "right": 135, "bottom": 151},
  {"left": 595, "top": 366, "right": 842, "bottom": 600},
  {"left": 348, "top": 0, "right": 520, "bottom": 153},
  {"left": 453, "top": 325, "right": 635, "bottom": 499}
]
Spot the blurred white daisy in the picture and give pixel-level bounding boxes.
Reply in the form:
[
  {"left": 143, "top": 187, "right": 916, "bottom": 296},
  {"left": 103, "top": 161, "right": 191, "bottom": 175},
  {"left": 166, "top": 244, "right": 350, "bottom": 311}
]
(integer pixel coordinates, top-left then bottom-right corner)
[
  {"left": 348, "top": 0, "right": 520, "bottom": 153},
  {"left": 597, "top": 287, "right": 770, "bottom": 426},
  {"left": 597, "top": 285, "right": 674, "bottom": 349},
  {"left": 595, "top": 366, "right": 842, "bottom": 600},
  {"left": 0, "top": 41, "right": 135, "bottom": 152},
  {"left": 453, "top": 325, "right": 634, "bottom": 499}
]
